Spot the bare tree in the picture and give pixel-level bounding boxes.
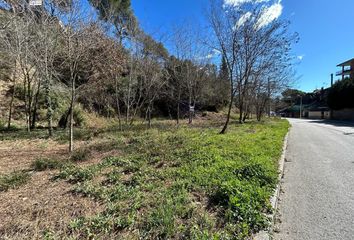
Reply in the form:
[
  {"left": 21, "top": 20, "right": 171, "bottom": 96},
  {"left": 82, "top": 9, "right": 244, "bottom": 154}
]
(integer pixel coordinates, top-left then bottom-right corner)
[
  {"left": 0, "top": 3, "right": 38, "bottom": 131},
  {"left": 105, "top": 42, "right": 126, "bottom": 129},
  {"left": 208, "top": 0, "right": 296, "bottom": 133},
  {"left": 58, "top": 0, "right": 103, "bottom": 152},
  {"left": 140, "top": 33, "right": 169, "bottom": 127},
  {"left": 32, "top": 4, "right": 64, "bottom": 135},
  {"left": 170, "top": 23, "right": 209, "bottom": 124}
]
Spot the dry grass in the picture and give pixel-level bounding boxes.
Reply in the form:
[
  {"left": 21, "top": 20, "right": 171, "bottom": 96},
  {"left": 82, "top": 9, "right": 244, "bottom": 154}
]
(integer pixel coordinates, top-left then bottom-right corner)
[
  {"left": 0, "top": 139, "right": 68, "bottom": 174},
  {"left": 0, "top": 137, "right": 113, "bottom": 239},
  {"left": 0, "top": 171, "right": 104, "bottom": 239},
  {"left": 0, "top": 116, "right": 288, "bottom": 239}
]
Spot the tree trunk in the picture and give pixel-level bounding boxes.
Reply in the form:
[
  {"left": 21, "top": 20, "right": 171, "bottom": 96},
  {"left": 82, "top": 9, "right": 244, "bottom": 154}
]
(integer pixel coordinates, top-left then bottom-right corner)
[
  {"left": 148, "top": 105, "right": 152, "bottom": 128},
  {"left": 220, "top": 93, "right": 234, "bottom": 134},
  {"left": 176, "top": 88, "right": 181, "bottom": 125},
  {"left": 239, "top": 102, "right": 244, "bottom": 124},
  {"left": 242, "top": 102, "right": 248, "bottom": 122},
  {"left": 220, "top": 73, "right": 235, "bottom": 134},
  {"left": 69, "top": 78, "right": 75, "bottom": 152},
  {"left": 44, "top": 77, "right": 53, "bottom": 137},
  {"left": 126, "top": 57, "right": 133, "bottom": 125},
  {"left": 188, "top": 95, "right": 193, "bottom": 124},
  {"left": 31, "top": 79, "right": 41, "bottom": 129},
  {"left": 114, "top": 79, "right": 122, "bottom": 131},
  {"left": 188, "top": 82, "right": 193, "bottom": 124},
  {"left": 243, "top": 110, "right": 248, "bottom": 122},
  {"left": 7, "top": 85, "right": 15, "bottom": 130},
  {"left": 126, "top": 102, "right": 130, "bottom": 125},
  {"left": 177, "top": 102, "right": 180, "bottom": 125},
  {"left": 27, "top": 73, "right": 33, "bottom": 130},
  {"left": 23, "top": 75, "right": 30, "bottom": 132}
]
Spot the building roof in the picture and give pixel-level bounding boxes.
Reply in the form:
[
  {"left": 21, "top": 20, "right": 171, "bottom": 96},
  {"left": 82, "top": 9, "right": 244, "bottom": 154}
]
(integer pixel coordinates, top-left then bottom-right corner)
[
  {"left": 307, "top": 106, "right": 330, "bottom": 112},
  {"left": 278, "top": 104, "right": 311, "bottom": 113},
  {"left": 337, "top": 58, "right": 354, "bottom": 67}
]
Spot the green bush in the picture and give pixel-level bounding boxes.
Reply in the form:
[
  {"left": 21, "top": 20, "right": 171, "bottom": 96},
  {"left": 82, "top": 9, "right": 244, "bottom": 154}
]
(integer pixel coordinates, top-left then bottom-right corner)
[
  {"left": 90, "top": 140, "right": 119, "bottom": 152},
  {"left": 73, "top": 106, "right": 86, "bottom": 127},
  {"left": 14, "top": 84, "right": 26, "bottom": 101},
  {"left": 0, "top": 119, "right": 19, "bottom": 132},
  {"left": 0, "top": 119, "right": 5, "bottom": 129},
  {"left": 32, "top": 158, "right": 66, "bottom": 171},
  {"left": 57, "top": 165, "right": 98, "bottom": 183},
  {"left": 58, "top": 105, "right": 87, "bottom": 129},
  {"left": 0, "top": 171, "right": 31, "bottom": 192},
  {"left": 70, "top": 148, "right": 91, "bottom": 162},
  {"left": 328, "top": 77, "right": 354, "bottom": 110}
]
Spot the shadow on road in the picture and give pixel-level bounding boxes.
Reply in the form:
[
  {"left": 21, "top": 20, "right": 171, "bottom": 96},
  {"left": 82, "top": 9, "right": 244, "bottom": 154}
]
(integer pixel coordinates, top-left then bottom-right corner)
[
  {"left": 303, "top": 119, "right": 354, "bottom": 135},
  {"left": 286, "top": 118, "right": 354, "bottom": 134},
  {"left": 306, "top": 119, "right": 354, "bottom": 128}
]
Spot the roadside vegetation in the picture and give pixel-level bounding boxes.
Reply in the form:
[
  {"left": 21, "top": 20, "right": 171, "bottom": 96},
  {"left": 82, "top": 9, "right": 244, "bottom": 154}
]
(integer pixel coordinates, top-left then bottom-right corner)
[
  {"left": 0, "top": 117, "right": 289, "bottom": 239},
  {"left": 0, "top": 170, "right": 31, "bottom": 192},
  {"left": 328, "top": 77, "right": 354, "bottom": 110},
  {"left": 1, "top": 0, "right": 294, "bottom": 239}
]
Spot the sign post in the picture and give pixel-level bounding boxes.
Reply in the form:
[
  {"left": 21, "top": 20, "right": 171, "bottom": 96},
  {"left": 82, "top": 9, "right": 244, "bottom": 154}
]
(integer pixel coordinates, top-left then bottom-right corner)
[{"left": 29, "top": 0, "right": 42, "bottom": 6}]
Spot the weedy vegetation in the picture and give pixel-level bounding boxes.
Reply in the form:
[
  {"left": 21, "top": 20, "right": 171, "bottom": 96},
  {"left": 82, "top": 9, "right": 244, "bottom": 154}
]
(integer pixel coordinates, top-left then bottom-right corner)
[
  {"left": 31, "top": 158, "right": 67, "bottom": 171},
  {"left": 0, "top": 118, "right": 288, "bottom": 239},
  {"left": 0, "top": 170, "right": 31, "bottom": 192},
  {"left": 49, "top": 118, "right": 288, "bottom": 239}
]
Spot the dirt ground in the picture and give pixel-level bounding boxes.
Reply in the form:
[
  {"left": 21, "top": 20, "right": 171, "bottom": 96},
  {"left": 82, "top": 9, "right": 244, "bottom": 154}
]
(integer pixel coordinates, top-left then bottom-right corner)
[
  {"left": 0, "top": 139, "right": 67, "bottom": 174},
  {"left": 0, "top": 139, "right": 106, "bottom": 239}
]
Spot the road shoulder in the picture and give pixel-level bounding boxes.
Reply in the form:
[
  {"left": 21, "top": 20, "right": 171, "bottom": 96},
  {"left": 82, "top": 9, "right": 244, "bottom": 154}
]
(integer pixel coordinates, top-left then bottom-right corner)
[{"left": 253, "top": 128, "right": 290, "bottom": 240}]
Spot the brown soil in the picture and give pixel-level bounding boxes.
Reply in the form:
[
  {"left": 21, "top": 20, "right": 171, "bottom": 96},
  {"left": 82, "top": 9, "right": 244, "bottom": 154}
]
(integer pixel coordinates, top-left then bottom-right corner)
[
  {"left": 0, "top": 139, "right": 67, "bottom": 174},
  {"left": 0, "top": 139, "right": 107, "bottom": 239}
]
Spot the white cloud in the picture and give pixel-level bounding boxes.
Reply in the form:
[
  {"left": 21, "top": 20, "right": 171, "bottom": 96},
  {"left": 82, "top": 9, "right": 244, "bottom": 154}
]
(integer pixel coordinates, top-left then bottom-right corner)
[
  {"left": 204, "top": 49, "right": 222, "bottom": 59},
  {"left": 297, "top": 55, "right": 305, "bottom": 61},
  {"left": 236, "top": 12, "right": 252, "bottom": 28},
  {"left": 224, "top": 0, "right": 270, "bottom": 8},
  {"left": 212, "top": 49, "right": 221, "bottom": 55},
  {"left": 256, "top": 0, "right": 283, "bottom": 28},
  {"left": 225, "top": 0, "right": 283, "bottom": 29}
]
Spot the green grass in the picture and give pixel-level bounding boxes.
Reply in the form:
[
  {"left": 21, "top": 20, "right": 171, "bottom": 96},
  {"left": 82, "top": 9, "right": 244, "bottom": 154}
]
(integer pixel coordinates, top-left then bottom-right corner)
[
  {"left": 0, "top": 127, "right": 99, "bottom": 142},
  {"left": 31, "top": 158, "right": 67, "bottom": 171},
  {"left": 70, "top": 148, "right": 91, "bottom": 162},
  {"left": 0, "top": 128, "right": 66, "bottom": 141},
  {"left": 0, "top": 170, "right": 31, "bottom": 192},
  {"left": 53, "top": 118, "right": 289, "bottom": 239}
]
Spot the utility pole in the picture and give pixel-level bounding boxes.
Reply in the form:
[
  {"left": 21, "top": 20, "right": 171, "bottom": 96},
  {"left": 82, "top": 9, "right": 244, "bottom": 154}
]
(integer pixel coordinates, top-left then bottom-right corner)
[
  {"left": 299, "top": 95, "right": 303, "bottom": 119},
  {"left": 268, "top": 78, "right": 271, "bottom": 117},
  {"left": 331, "top": 73, "right": 334, "bottom": 87},
  {"left": 330, "top": 73, "right": 334, "bottom": 119}
]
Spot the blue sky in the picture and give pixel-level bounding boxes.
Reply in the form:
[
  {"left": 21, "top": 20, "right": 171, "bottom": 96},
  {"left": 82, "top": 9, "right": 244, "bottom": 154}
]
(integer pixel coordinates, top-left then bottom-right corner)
[{"left": 131, "top": 0, "right": 354, "bottom": 92}]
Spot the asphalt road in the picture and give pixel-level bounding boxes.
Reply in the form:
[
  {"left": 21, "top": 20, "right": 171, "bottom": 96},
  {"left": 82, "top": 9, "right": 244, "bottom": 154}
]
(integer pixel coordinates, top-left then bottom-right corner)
[{"left": 274, "top": 118, "right": 354, "bottom": 240}]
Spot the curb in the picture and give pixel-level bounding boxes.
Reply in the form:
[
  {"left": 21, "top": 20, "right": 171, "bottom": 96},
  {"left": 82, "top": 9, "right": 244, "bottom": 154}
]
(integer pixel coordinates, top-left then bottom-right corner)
[{"left": 253, "top": 129, "right": 290, "bottom": 240}]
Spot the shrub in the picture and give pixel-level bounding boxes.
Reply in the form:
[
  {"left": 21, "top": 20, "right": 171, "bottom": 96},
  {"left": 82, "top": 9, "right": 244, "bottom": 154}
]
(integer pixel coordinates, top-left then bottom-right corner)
[
  {"left": 90, "top": 140, "right": 119, "bottom": 152},
  {"left": 70, "top": 148, "right": 91, "bottom": 162},
  {"left": 0, "top": 119, "right": 5, "bottom": 130},
  {"left": 73, "top": 129, "right": 94, "bottom": 141},
  {"left": 57, "top": 165, "right": 97, "bottom": 183},
  {"left": 0, "top": 171, "right": 31, "bottom": 192},
  {"left": 73, "top": 106, "right": 86, "bottom": 127},
  {"left": 0, "top": 119, "right": 19, "bottom": 132},
  {"left": 32, "top": 158, "right": 66, "bottom": 171},
  {"left": 58, "top": 105, "right": 87, "bottom": 129},
  {"left": 328, "top": 77, "right": 354, "bottom": 110}
]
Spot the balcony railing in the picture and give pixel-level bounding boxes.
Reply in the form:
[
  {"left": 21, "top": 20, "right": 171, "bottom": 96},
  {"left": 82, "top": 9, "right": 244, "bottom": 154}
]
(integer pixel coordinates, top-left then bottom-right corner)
[{"left": 336, "top": 68, "right": 352, "bottom": 76}]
